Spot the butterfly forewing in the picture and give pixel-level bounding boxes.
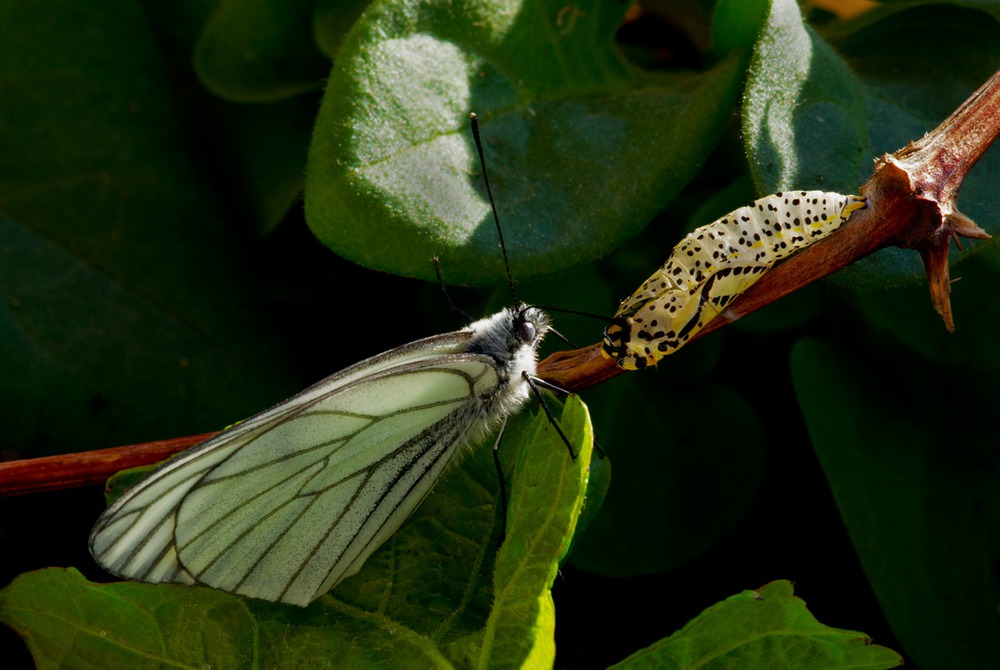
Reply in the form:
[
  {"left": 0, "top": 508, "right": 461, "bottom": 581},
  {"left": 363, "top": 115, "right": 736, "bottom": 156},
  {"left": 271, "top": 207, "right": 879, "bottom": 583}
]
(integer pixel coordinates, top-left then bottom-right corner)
[
  {"left": 174, "top": 359, "right": 497, "bottom": 604},
  {"left": 89, "top": 313, "right": 543, "bottom": 607}
]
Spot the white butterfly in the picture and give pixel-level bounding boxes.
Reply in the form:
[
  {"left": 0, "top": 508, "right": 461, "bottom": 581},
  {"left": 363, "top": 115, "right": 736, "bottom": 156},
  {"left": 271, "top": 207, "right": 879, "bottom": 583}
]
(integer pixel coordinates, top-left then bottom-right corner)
[{"left": 89, "top": 304, "right": 551, "bottom": 606}]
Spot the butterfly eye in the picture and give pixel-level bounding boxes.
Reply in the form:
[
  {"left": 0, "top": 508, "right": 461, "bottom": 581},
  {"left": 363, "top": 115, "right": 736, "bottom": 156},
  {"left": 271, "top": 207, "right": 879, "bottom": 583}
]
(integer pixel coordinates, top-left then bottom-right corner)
[{"left": 519, "top": 320, "right": 536, "bottom": 342}]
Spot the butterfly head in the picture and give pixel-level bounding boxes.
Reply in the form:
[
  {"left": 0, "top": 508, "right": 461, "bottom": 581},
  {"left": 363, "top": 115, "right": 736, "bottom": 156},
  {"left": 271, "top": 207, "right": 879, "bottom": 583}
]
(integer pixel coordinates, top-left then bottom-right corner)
[{"left": 465, "top": 304, "right": 549, "bottom": 369}]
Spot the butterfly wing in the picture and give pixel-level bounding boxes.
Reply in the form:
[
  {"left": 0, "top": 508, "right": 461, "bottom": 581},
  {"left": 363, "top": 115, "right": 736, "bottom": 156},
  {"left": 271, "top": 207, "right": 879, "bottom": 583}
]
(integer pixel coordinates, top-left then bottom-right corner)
[{"left": 90, "top": 331, "right": 503, "bottom": 606}]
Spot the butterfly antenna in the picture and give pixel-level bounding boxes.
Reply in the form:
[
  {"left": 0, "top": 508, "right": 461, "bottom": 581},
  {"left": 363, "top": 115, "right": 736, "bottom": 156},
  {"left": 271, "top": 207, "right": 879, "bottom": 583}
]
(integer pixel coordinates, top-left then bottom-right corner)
[
  {"left": 533, "top": 304, "right": 612, "bottom": 322},
  {"left": 546, "top": 326, "right": 578, "bottom": 349},
  {"left": 433, "top": 256, "right": 473, "bottom": 322},
  {"left": 470, "top": 112, "right": 518, "bottom": 304}
]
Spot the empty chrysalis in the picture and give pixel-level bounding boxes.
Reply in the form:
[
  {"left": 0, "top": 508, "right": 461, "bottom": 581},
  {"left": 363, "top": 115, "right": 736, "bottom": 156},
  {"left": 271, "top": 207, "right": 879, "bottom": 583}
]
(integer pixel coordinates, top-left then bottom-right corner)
[
  {"left": 89, "top": 115, "right": 565, "bottom": 607},
  {"left": 603, "top": 191, "right": 867, "bottom": 370}
]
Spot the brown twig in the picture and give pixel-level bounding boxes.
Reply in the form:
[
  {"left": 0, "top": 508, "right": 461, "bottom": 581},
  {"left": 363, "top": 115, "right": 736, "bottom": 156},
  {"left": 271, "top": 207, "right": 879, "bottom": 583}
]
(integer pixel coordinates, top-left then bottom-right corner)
[
  {"left": 2, "top": 71, "right": 998, "bottom": 496},
  {"left": 538, "top": 68, "right": 1000, "bottom": 392},
  {"left": 0, "top": 433, "right": 215, "bottom": 497}
]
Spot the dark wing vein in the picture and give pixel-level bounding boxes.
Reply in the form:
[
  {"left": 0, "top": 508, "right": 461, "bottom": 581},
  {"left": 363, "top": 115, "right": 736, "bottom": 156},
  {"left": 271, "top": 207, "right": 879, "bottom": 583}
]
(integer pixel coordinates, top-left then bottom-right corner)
[{"left": 166, "top": 362, "right": 494, "bottom": 605}]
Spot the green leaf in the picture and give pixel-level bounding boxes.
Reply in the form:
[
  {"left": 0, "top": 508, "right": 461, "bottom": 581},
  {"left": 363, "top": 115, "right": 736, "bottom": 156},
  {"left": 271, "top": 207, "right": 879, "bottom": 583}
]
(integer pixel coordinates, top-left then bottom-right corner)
[
  {"left": 137, "top": 0, "right": 223, "bottom": 53},
  {"left": 849, "top": 245, "right": 1000, "bottom": 374},
  {"left": 304, "top": 0, "right": 745, "bottom": 284},
  {"left": 0, "top": 0, "right": 303, "bottom": 455},
  {"left": 211, "top": 95, "right": 317, "bottom": 236},
  {"left": 711, "top": 0, "right": 769, "bottom": 57},
  {"left": 143, "top": 0, "right": 318, "bottom": 235},
  {"left": 743, "top": 0, "right": 867, "bottom": 194},
  {"left": 0, "top": 571, "right": 260, "bottom": 669},
  {"left": 0, "top": 397, "right": 595, "bottom": 669},
  {"left": 791, "top": 339, "right": 1000, "bottom": 670},
  {"left": 742, "top": 0, "right": 1000, "bottom": 284},
  {"left": 474, "top": 395, "right": 595, "bottom": 668},
  {"left": 610, "top": 580, "right": 903, "bottom": 669},
  {"left": 313, "top": 0, "right": 375, "bottom": 59},
  {"left": 194, "top": 0, "right": 329, "bottom": 102},
  {"left": 103, "top": 465, "right": 157, "bottom": 507}
]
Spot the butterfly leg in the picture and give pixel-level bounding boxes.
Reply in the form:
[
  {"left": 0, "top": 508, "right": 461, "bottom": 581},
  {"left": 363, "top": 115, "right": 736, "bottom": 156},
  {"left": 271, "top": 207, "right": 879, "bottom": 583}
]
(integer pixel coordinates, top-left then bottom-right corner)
[
  {"left": 493, "top": 416, "right": 511, "bottom": 544},
  {"left": 523, "top": 373, "right": 577, "bottom": 460}
]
